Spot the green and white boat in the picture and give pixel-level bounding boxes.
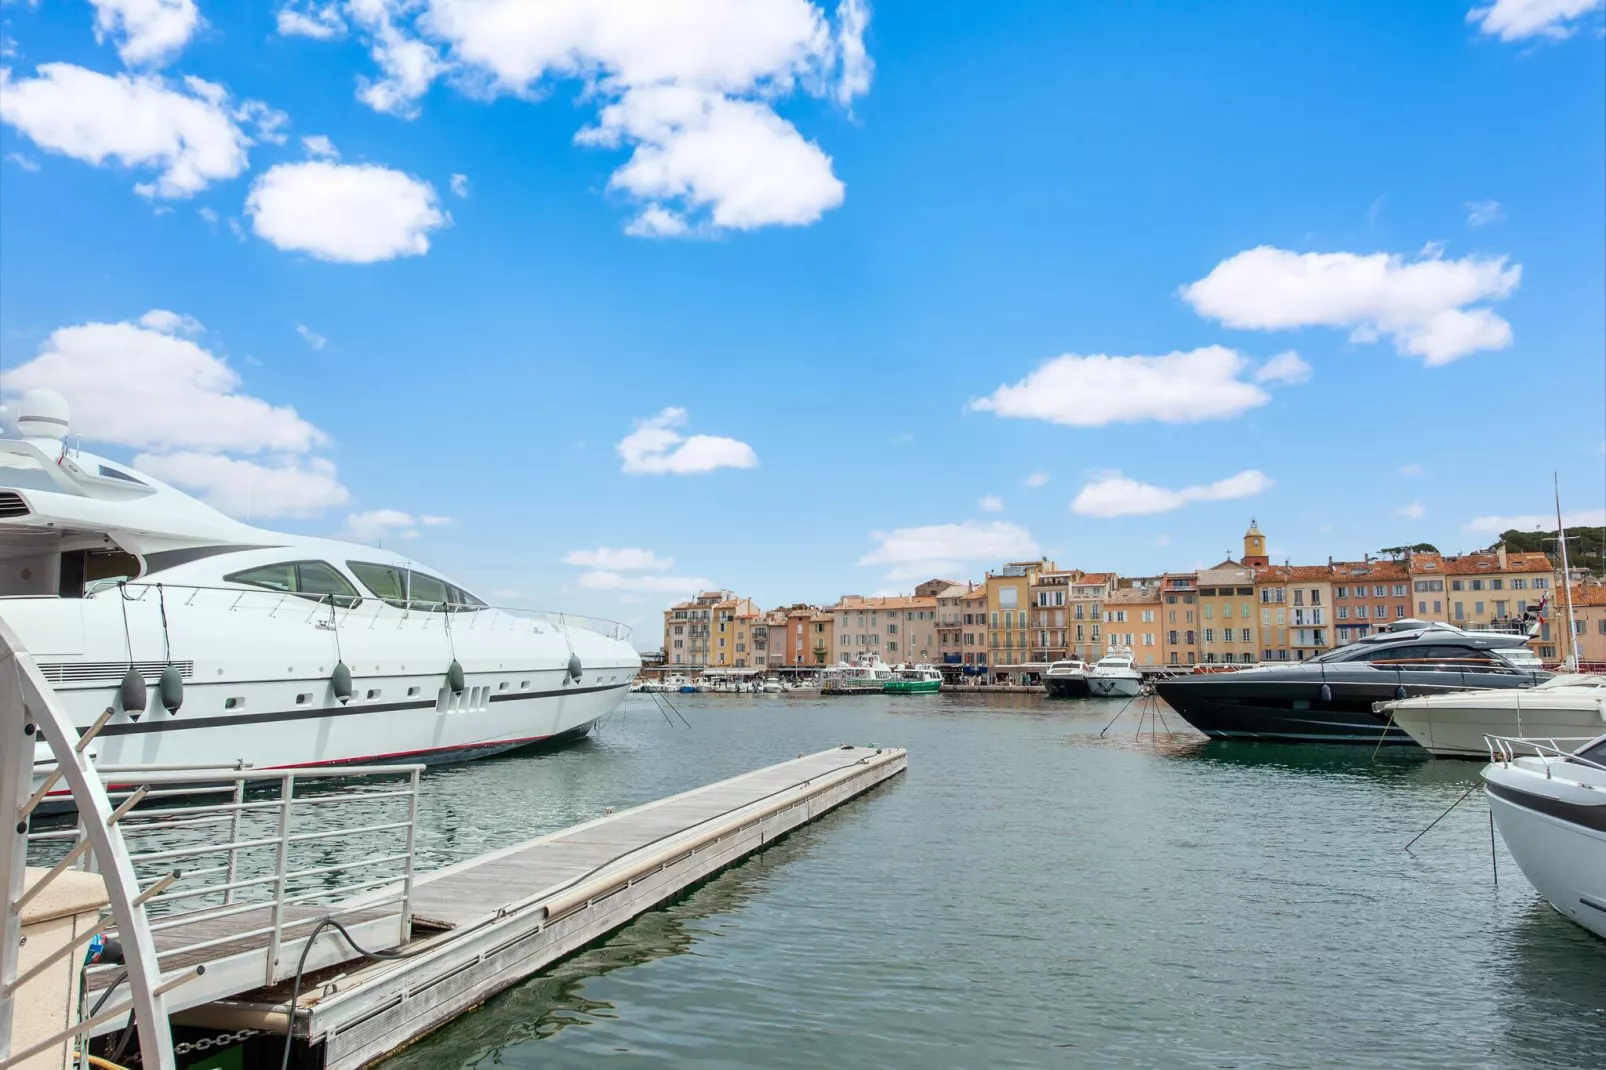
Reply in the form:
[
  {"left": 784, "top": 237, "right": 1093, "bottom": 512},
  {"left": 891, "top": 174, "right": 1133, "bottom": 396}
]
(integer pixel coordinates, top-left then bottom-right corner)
[{"left": 884, "top": 665, "right": 943, "bottom": 694}]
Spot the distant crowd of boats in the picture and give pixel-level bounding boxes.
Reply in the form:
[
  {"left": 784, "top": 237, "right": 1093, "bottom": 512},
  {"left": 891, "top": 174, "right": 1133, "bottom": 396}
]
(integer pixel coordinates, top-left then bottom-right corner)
[{"left": 637, "top": 655, "right": 945, "bottom": 695}]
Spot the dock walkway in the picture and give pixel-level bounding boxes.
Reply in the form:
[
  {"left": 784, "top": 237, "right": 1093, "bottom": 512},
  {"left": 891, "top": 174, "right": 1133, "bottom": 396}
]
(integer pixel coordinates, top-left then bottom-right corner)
[{"left": 179, "top": 745, "right": 906, "bottom": 1070}]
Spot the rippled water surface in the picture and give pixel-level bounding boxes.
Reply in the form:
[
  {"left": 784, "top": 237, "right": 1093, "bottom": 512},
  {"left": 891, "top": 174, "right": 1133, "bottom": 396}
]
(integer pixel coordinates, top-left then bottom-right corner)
[{"left": 384, "top": 692, "right": 1605, "bottom": 1070}]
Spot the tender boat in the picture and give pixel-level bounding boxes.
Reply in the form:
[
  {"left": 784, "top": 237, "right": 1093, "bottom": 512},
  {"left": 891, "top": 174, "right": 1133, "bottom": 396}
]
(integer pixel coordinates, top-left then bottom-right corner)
[
  {"left": 884, "top": 665, "right": 942, "bottom": 694},
  {"left": 824, "top": 653, "right": 894, "bottom": 690},
  {"left": 1155, "top": 620, "right": 1547, "bottom": 745},
  {"left": 1483, "top": 733, "right": 1606, "bottom": 940},
  {"left": 1384, "top": 675, "right": 1606, "bottom": 758},
  {"left": 1087, "top": 650, "right": 1143, "bottom": 698},
  {"left": 1044, "top": 658, "right": 1090, "bottom": 699},
  {"left": 0, "top": 390, "right": 638, "bottom": 791}
]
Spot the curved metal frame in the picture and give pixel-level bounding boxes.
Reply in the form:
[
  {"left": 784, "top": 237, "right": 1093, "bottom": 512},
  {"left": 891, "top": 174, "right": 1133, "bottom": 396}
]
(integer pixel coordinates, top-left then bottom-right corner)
[{"left": 0, "top": 619, "right": 176, "bottom": 1070}]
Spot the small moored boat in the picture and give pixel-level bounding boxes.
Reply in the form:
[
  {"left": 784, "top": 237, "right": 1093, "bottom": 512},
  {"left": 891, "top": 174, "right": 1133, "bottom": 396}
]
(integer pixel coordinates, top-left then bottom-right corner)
[{"left": 884, "top": 665, "right": 943, "bottom": 694}]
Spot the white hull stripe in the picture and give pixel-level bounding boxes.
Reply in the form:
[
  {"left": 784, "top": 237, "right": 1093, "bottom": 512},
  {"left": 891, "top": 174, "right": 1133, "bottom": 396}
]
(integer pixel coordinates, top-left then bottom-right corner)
[{"left": 81, "top": 681, "right": 628, "bottom": 737}]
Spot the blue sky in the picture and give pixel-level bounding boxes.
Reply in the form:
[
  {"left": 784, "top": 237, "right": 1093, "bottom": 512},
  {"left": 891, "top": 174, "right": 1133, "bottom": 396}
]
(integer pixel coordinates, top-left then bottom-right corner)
[{"left": 1, "top": 0, "right": 1602, "bottom": 639}]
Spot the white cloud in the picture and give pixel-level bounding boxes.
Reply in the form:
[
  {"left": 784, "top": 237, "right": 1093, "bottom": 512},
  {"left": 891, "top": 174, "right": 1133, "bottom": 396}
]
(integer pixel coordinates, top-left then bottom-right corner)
[
  {"left": 296, "top": 324, "right": 327, "bottom": 349},
  {"left": 969, "top": 346, "right": 1271, "bottom": 427},
  {"left": 136, "top": 452, "right": 348, "bottom": 518},
  {"left": 90, "top": 0, "right": 201, "bottom": 68},
  {"left": 625, "top": 203, "right": 691, "bottom": 239},
  {"left": 1154, "top": 534, "right": 1172, "bottom": 547},
  {"left": 1468, "top": 0, "right": 1603, "bottom": 41},
  {"left": 1024, "top": 471, "right": 1050, "bottom": 489},
  {"left": 617, "top": 407, "right": 758, "bottom": 475},
  {"left": 859, "top": 520, "right": 1039, "bottom": 582},
  {"left": 578, "top": 570, "right": 714, "bottom": 594},
  {"left": 137, "top": 308, "right": 202, "bottom": 335},
  {"left": 577, "top": 85, "right": 844, "bottom": 231},
  {"left": 246, "top": 161, "right": 448, "bottom": 263},
  {"left": 197, "top": 205, "right": 218, "bottom": 224},
  {"left": 1070, "top": 470, "right": 1272, "bottom": 519},
  {"left": 1397, "top": 501, "right": 1426, "bottom": 519},
  {"left": 302, "top": 134, "right": 339, "bottom": 159},
  {"left": 420, "top": 514, "right": 452, "bottom": 526},
  {"left": 1254, "top": 350, "right": 1312, "bottom": 385},
  {"left": 341, "top": 507, "right": 417, "bottom": 542},
  {"left": 277, "top": 2, "right": 346, "bottom": 40},
  {"left": 978, "top": 495, "right": 1003, "bottom": 513},
  {"left": 1464, "top": 508, "right": 1606, "bottom": 535},
  {"left": 563, "top": 547, "right": 674, "bottom": 570},
  {"left": 1466, "top": 199, "right": 1505, "bottom": 226},
  {"left": 1398, "top": 463, "right": 1426, "bottom": 477},
  {"left": 298, "top": 0, "right": 868, "bottom": 234},
  {"left": 449, "top": 172, "right": 468, "bottom": 198},
  {"left": 9, "top": 311, "right": 326, "bottom": 454},
  {"left": 1180, "top": 245, "right": 1521, "bottom": 366},
  {"left": 0, "top": 64, "right": 277, "bottom": 198},
  {"left": 4, "top": 151, "right": 39, "bottom": 172}
]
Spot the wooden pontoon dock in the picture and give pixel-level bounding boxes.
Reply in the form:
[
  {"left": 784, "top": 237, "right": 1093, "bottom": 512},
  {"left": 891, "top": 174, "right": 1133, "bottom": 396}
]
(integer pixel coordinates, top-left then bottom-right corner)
[{"left": 176, "top": 746, "right": 907, "bottom": 1070}]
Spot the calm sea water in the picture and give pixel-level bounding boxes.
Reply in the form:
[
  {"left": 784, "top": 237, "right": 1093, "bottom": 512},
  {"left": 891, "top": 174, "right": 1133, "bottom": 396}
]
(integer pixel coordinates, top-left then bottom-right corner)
[{"left": 384, "top": 692, "right": 1605, "bottom": 1070}]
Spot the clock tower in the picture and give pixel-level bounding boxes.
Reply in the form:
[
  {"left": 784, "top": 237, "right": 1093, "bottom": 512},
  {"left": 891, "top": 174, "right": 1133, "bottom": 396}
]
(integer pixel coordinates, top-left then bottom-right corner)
[{"left": 1243, "top": 519, "right": 1268, "bottom": 567}]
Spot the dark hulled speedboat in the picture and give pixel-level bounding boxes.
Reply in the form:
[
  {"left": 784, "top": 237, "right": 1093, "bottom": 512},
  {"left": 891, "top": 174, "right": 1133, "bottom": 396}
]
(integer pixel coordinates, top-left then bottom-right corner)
[{"left": 1155, "top": 621, "right": 1548, "bottom": 746}]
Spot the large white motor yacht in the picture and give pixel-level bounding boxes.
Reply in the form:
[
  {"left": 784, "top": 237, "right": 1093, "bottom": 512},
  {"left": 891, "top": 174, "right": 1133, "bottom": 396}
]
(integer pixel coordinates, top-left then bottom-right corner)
[
  {"left": 0, "top": 391, "right": 639, "bottom": 787},
  {"left": 1087, "top": 650, "right": 1143, "bottom": 698},
  {"left": 1384, "top": 674, "right": 1606, "bottom": 758},
  {"left": 1483, "top": 733, "right": 1606, "bottom": 940}
]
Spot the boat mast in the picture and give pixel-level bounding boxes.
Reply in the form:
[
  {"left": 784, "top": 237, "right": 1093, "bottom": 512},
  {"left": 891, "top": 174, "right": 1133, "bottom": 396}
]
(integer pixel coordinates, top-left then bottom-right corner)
[{"left": 1554, "top": 472, "right": 1579, "bottom": 670}]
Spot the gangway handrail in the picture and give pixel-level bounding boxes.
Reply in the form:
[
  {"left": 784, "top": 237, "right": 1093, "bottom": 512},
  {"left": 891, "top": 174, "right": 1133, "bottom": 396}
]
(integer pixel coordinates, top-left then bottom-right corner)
[{"left": 0, "top": 618, "right": 179, "bottom": 1070}]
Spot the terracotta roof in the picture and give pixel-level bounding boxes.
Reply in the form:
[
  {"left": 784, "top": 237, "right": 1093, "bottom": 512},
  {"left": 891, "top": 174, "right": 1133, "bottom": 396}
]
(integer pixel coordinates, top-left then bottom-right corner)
[
  {"left": 1255, "top": 565, "right": 1334, "bottom": 583},
  {"left": 1106, "top": 586, "right": 1160, "bottom": 603},
  {"left": 1329, "top": 559, "right": 1408, "bottom": 581},
  {"left": 1074, "top": 572, "right": 1115, "bottom": 583},
  {"left": 831, "top": 595, "right": 938, "bottom": 611},
  {"left": 1439, "top": 552, "right": 1555, "bottom": 576},
  {"left": 1568, "top": 583, "right": 1606, "bottom": 608}
]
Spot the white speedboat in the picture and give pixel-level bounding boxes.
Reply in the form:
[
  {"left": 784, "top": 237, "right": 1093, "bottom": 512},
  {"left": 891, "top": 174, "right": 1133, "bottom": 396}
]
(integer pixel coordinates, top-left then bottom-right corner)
[
  {"left": 1087, "top": 650, "right": 1143, "bottom": 698},
  {"left": 1385, "top": 675, "right": 1606, "bottom": 758},
  {"left": 1045, "top": 659, "right": 1090, "bottom": 699},
  {"left": 0, "top": 391, "right": 638, "bottom": 793},
  {"left": 1483, "top": 733, "right": 1606, "bottom": 940}
]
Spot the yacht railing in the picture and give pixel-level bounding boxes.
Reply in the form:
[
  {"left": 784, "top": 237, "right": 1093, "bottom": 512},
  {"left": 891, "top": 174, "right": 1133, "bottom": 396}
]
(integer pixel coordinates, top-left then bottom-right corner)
[
  {"left": 1484, "top": 734, "right": 1606, "bottom": 775},
  {"left": 95, "top": 580, "right": 633, "bottom": 642}
]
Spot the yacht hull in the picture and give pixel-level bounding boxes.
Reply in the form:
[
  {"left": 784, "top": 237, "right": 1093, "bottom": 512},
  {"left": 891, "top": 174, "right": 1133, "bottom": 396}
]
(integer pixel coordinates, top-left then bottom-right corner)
[
  {"left": 1045, "top": 676, "right": 1090, "bottom": 699},
  {"left": 1155, "top": 672, "right": 1543, "bottom": 746},
  {"left": 1088, "top": 676, "right": 1141, "bottom": 698},
  {"left": 1485, "top": 774, "right": 1606, "bottom": 940},
  {"left": 1391, "top": 694, "right": 1606, "bottom": 759}
]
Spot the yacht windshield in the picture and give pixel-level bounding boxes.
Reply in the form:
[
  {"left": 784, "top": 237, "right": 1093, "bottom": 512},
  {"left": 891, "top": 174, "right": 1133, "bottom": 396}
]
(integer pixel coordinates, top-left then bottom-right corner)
[{"left": 226, "top": 561, "right": 361, "bottom": 607}]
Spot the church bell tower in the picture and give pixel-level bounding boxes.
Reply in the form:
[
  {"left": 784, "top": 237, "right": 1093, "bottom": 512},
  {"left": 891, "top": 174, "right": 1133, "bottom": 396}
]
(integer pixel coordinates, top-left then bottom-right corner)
[{"left": 1243, "top": 519, "right": 1269, "bottom": 567}]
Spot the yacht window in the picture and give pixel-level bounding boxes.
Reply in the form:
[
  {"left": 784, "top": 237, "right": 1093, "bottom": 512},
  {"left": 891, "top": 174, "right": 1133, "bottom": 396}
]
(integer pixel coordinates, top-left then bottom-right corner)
[
  {"left": 407, "top": 571, "right": 451, "bottom": 610},
  {"left": 226, "top": 561, "right": 361, "bottom": 607},
  {"left": 447, "top": 584, "right": 488, "bottom": 612},
  {"left": 96, "top": 464, "right": 145, "bottom": 485},
  {"left": 349, "top": 561, "right": 408, "bottom": 606},
  {"left": 1574, "top": 737, "right": 1606, "bottom": 766}
]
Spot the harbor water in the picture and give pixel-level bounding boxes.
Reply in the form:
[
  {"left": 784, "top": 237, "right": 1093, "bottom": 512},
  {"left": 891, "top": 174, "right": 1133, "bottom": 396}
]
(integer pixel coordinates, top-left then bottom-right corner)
[{"left": 386, "top": 692, "right": 1603, "bottom": 1070}]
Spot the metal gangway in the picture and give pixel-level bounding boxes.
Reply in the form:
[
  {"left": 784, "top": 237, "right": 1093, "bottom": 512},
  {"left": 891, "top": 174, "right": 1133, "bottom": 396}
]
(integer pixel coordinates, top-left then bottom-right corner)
[{"left": 1, "top": 620, "right": 422, "bottom": 1070}]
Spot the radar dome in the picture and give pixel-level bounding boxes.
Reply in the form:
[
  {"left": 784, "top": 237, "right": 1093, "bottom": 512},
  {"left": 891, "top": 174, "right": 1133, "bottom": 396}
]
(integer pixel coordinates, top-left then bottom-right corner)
[{"left": 16, "top": 389, "right": 69, "bottom": 441}]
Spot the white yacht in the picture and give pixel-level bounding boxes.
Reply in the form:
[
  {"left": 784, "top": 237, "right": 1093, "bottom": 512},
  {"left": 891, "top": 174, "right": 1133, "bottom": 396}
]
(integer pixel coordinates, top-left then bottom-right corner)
[
  {"left": 0, "top": 391, "right": 639, "bottom": 793},
  {"left": 1384, "top": 675, "right": 1606, "bottom": 758},
  {"left": 1483, "top": 733, "right": 1606, "bottom": 940},
  {"left": 1087, "top": 650, "right": 1143, "bottom": 698},
  {"left": 1044, "top": 658, "right": 1090, "bottom": 699},
  {"left": 825, "top": 652, "right": 893, "bottom": 689}
]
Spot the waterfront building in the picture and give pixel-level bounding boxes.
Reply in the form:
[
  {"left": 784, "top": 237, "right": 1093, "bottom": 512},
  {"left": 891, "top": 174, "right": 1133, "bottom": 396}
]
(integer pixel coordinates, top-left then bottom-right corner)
[
  {"left": 715, "top": 595, "right": 762, "bottom": 668},
  {"left": 934, "top": 581, "right": 974, "bottom": 665},
  {"left": 1330, "top": 559, "right": 1410, "bottom": 645},
  {"left": 1105, "top": 582, "right": 1164, "bottom": 665},
  {"left": 663, "top": 589, "right": 734, "bottom": 668},
  {"left": 986, "top": 560, "right": 1055, "bottom": 671},
  {"left": 1254, "top": 564, "right": 1333, "bottom": 662},
  {"left": 1068, "top": 571, "right": 1117, "bottom": 661},
  {"left": 1198, "top": 551, "right": 1258, "bottom": 666},
  {"left": 1407, "top": 546, "right": 1558, "bottom": 653},
  {"left": 780, "top": 605, "right": 815, "bottom": 666},
  {"left": 831, "top": 594, "right": 939, "bottom": 664},
  {"left": 809, "top": 610, "right": 835, "bottom": 664},
  {"left": 1160, "top": 572, "right": 1199, "bottom": 667},
  {"left": 960, "top": 584, "right": 989, "bottom": 667},
  {"left": 1029, "top": 569, "right": 1077, "bottom": 663},
  {"left": 1564, "top": 582, "right": 1606, "bottom": 667}
]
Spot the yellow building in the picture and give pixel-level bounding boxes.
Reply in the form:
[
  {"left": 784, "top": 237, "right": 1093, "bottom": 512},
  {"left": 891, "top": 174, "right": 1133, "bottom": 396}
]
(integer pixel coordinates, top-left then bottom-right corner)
[
  {"left": 1255, "top": 565, "right": 1334, "bottom": 662},
  {"left": 1196, "top": 523, "right": 1266, "bottom": 665},
  {"left": 1067, "top": 571, "right": 1116, "bottom": 661},
  {"left": 1160, "top": 572, "right": 1199, "bottom": 667},
  {"left": 661, "top": 590, "right": 759, "bottom": 669},
  {"left": 1105, "top": 584, "right": 1164, "bottom": 665},
  {"left": 986, "top": 560, "right": 1054, "bottom": 672}
]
